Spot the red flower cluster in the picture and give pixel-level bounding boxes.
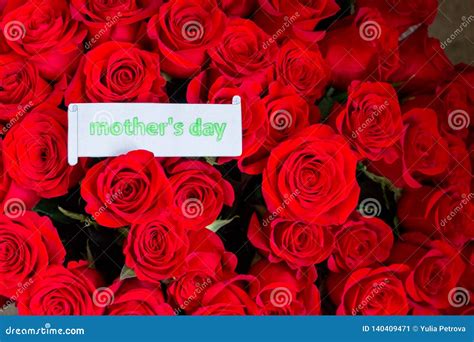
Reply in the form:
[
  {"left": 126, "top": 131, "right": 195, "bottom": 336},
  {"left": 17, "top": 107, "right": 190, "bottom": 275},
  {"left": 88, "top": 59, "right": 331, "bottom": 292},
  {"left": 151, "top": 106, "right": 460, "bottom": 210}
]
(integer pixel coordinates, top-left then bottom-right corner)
[{"left": 0, "top": 0, "right": 472, "bottom": 316}]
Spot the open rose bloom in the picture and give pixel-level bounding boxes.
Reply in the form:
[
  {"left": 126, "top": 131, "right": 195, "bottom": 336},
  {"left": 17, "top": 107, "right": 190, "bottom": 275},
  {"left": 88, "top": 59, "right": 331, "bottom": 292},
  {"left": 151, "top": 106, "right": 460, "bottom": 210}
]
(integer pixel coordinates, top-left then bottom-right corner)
[{"left": 0, "top": 0, "right": 472, "bottom": 317}]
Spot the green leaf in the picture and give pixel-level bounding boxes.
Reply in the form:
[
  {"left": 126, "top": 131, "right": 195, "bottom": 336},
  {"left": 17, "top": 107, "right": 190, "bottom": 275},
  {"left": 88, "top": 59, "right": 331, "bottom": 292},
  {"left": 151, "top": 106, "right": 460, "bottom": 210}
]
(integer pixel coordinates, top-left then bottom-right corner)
[
  {"left": 333, "top": 91, "right": 348, "bottom": 103},
  {"left": 206, "top": 215, "right": 239, "bottom": 233},
  {"left": 358, "top": 163, "right": 403, "bottom": 206},
  {"left": 116, "top": 227, "right": 130, "bottom": 246},
  {"left": 33, "top": 200, "right": 75, "bottom": 224},
  {"left": 205, "top": 157, "right": 218, "bottom": 166},
  {"left": 393, "top": 216, "right": 401, "bottom": 237},
  {"left": 120, "top": 265, "right": 136, "bottom": 281},
  {"left": 350, "top": 0, "right": 356, "bottom": 13},
  {"left": 318, "top": 96, "right": 334, "bottom": 120},
  {"left": 118, "top": 227, "right": 130, "bottom": 238},
  {"left": 160, "top": 71, "right": 172, "bottom": 82},
  {"left": 86, "top": 240, "right": 95, "bottom": 268},
  {"left": 326, "top": 87, "right": 335, "bottom": 98},
  {"left": 392, "top": 82, "right": 403, "bottom": 88},
  {"left": 254, "top": 204, "right": 267, "bottom": 218},
  {"left": 250, "top": 253, "right": 262, "bottom": 267},
  {"left": 58, "top": 206, "right": 89, "bottom": 222},
  {"left": 161, "top": 278, "right": 176, "bottom": 286}
]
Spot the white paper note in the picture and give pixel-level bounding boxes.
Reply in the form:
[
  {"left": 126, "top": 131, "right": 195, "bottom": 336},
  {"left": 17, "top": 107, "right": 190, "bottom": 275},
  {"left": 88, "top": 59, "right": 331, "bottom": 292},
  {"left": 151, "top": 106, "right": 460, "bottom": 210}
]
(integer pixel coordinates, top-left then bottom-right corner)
[{"left": 67, "top": 97, "right": 242, "bottom": 165}]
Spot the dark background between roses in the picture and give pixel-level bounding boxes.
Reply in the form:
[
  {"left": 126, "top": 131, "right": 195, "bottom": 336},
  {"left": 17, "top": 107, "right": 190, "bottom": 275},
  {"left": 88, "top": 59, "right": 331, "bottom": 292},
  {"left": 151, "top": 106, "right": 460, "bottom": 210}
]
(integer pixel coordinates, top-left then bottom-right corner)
[{"left": 24, "top": 0, "right": 473, "bottom": 316}]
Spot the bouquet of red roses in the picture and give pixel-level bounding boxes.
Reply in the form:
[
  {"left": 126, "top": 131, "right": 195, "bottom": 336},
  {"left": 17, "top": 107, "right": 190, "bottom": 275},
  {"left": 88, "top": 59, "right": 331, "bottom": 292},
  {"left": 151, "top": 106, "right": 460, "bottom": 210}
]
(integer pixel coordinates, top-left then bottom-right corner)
[{"left": 0, "top": 0, "right": 472, "bottom": 316}]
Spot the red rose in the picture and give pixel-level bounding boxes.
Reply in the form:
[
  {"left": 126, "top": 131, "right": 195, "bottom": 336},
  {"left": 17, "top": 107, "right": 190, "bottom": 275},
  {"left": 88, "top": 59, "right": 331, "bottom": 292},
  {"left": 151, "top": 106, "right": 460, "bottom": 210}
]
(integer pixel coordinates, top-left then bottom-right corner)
[
  {"left": 3, "top": 105, "right": 85, "bottom": 198},
  {"left": 244, "top": 81, "right": 314, "bottom": 174},
  {"left": 0, "top": 54, "right": 65, "bottom": 131},
  {"left": 451, "top": 305, "right": 474, "bottom": 316},
  {"left": 0, "top": 139, "right": 39, "bottom": 213},
  {"left": 459, "top": 243, "right": 474, "bottom": 299},
  {"left": 71, "top": 0, "right": 162, "bottom": 45},
  {"left": 328, "top": 212, "right": 394, "bottom": 272},
  {"left": 168, "top": 229, "right": 237, "bottom": 314},
  {"left": 169, "top": 275, "right": 213, "bottom": 314},
  {"left": 390, "top": 26, "right": 454, "bottom": 94},
  {"left": 253, "top": 0, "right": 339, "bottom": 42},
  {"left": 105, "top": 278, "right": 174, "bottom": 315},
  {"left": 263, "top": 124, "right": 360, "bottom": 225},
  {"left": 0, "top": 0, "right": 86, "bottom": 80},
  {"left": 397, "top": 187, "right": 474, "bottom": 247},
  {"left": 335, "top": 81, "right": 403, "bottom": 162},
  {"left": 187, "top": 72, "right": 269, "bottom": 175},
  {"left": 218, "top": 0, "right": 256, "bottom": 17},
  {"left": 186, "top": 68, "right": 226, "bottom": 104},
  {"left": 320, "top": 7, "right": 400, "bottom": 89},
  {"left": 209, "top": 78, "right": 268, "bottom": 175},
  {"left": 0, "top": 211, "right": 64, "bottom": 298},
  {"left": 395, "top": 93, "right": 471, "bottom": 194},
  {"left": 276, "top": 39, "right": 331, "bottom": 101},
  {"left": 356, "top": 0, "right": 438, "bottom": 33},
  {"left": 249, "top": 260, "right": 320, "bottom": 315},
  {"left": 433, "top": 134, "right": 472, "bottom": 195},
  {"left": 389, "top": 233, "right": 466, "bottom": 311},
  {"left": 436, "top": 65, "right": 474, "bottom": 139},
  {"left": 370, "top": 108, "right": 450, "bottom": 188},
  {"left": 401, "top": 92, "right": 443, "bottom": 114},
  {"left": 208, "top": 18, "right": 277, "bottom": 84},
  {"left": 471, "top": 140, "right": 474, "bottom": 192},
  {"left": 337, "top": 265, "right": 410, "bottom": 315},
  {"left": 192, "top": 276, "right": 258, "bottom": 315},
  {"left": 65, "top": 42, "right": 168, "bottom": 104},
  {"left": 248, "top": 213, "right": 334, "bottom": 269},
  {"left": 124, "top": 211, "right": 189, "bottom": 282},
  {"left": 166, "top": 159, "right": 234, "bottom": 230},
  {"left": 399, "top": 108, "right": 450, "bottom": 186},
  {"left": 264, "top": 81, "right": 314, "bottom": 147},
  {"left": 17, "top": 261, "right": 103, "bottom": 315},
  {"left": 147, "top": 0, "right": 226, "bottom": 78},
  {"left": 81, "top": 150, "right": 173, "bottom": 228}
]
